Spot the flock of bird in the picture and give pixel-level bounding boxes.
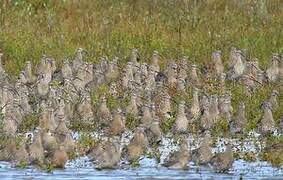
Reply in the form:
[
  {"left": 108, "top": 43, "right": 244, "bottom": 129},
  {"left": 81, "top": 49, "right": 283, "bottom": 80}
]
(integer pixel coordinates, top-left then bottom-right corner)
[{"left": 0, "top": 48, "right": 281, "bottom": 172}]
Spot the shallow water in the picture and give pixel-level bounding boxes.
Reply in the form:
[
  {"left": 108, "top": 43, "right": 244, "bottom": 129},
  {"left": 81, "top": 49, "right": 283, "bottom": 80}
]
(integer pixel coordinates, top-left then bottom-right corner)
[
  {"left": 1, "top": 131, "right": 281, "bottom": 179},
  {"left": 0, "top": 158, "right": 282, "bottom": 180}
]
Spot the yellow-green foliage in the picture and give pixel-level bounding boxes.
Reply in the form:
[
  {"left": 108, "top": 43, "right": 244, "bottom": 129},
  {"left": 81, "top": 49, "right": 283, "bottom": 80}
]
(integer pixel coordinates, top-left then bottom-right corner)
[
  {"left": 77, "top": 133, "right": 95, "bottom": 154},
  {"left": 0, "top": 0, "right": 282, "bottom": 79},
  {"left": 18, "top": 114, "right": 39, "bottom": 133},
  {"left": 260, "top": 135, "right": 283, "bottom": 167},
  {"left": 126, "top": 113, "right": 139, "bottom": 130}
]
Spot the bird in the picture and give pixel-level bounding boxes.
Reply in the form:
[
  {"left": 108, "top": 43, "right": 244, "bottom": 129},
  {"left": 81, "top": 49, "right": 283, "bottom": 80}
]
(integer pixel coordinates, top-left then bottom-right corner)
[
  {"left": 279, "top": 54, "right": 283, "bottom": 78},
  {"left": 0, "top": 53, "right": 5, "bottom": 74},
  {"left": 151, "top": 50, "right": 160, "bottom": 72},
  {"left": 211, "top": 143, "right": 234, "bottom": 172},
  {"left": 166, "top": 61, "right": 178, "bottom": 87},
  {"left": 2, "top": 117, "right": 18, "bottom": 136},
  {"left": 209, "top": 95, "right": 220, "bottom": 123},
  {"left": 268, "top": 90, "right": 279, "bottom": 109},
  {"left": 75, "top": 92, "right": 94, "bottom": 124},
  {"left": 218, "top": 73, "right": 226, "bottom": 90},
  {"left": 72, "top": 48, "right": 84, "bottom": 73},
  {"left": 61, "top": 59, "right": 73, "bottom": 80},
  {"left": 0, "top": 53, "right": 9, "bottom": 84},
  {"left": 227, "top": 48, "right": 246, "bottom": 80},
  {"left": 28, "top": 132, "right": 45, "bottom": 165},
  {"left": 107, "top": 108, "right": 125, "bottom": 136},
  {"left": 130, "top": 49, "right": 140, "bottom": 74},
  {"left": 0, "top": 135, "right": 17, "bottom": 161},
  {"left": 125, "top": 126, "right": 149, "bottom": 161},
  {"left": 230, "top": 102, "right": 246, "bottom": 134},
  {"left": 37, "top": 73, "right": 50, "bottom": 97},
  {"left": 199, "top": 102, "right": 212, "bottom": 131},
  {"left": 38, "top": 56, "right": 53, "bottom": 84},
  {"left": 279, "top": 117, "right": 283, "bottom": 132},
  {"left": 23, "top": 61, "right": 36, "bottom": 84},
  {"left": 163, "top": 135, "right": 189, "bottom": 170},
  {"left": 98, "top": 96, "right": 111, "bottom": 126},
  {"left": 258, "top": 101, "right": 275, "bottom": 135},
  {"left": 178, "top": 56, "right": 189, "bottom": 80},
  {"left": 146, "top": 118, "right": 162, "bottom": 145},
  {"left": 174, "top": 100, "right": 189, "bottom": 133},
  {"left": 189, "top": 64, "right": 200, "bottom": 87},
  {"left": 141, "top": 103, "right": 153, "bottom": 128},
  {"left": 38, "top": 107, "right": 57, "bottom": 132},
  {"left": 189, "top": 87, "right": 200, "bottom": 120},
  {"left": 125, "top": 61, "right": 135, "bottom": 83},
  {"left": 145, "top": 66, "right": 156, "bottom": 90},
  {"left": 192, "top": 131, "right": 213, "bottom": 165},
  {"left": 159, "top": 93, "right": 172, "bottom": 120},
  {"left": 50, "top": 145, "right": 68, "bottom": 168},
  {"left": 105, "top": 58, "right": 119, "bottom": 81},
  {"left": 11, "top": 138, "right": 30, "bottom": 165},
  {"left": 55, "top": 119, "right": 70, "bottom": 142},
  {"left": 88, "top": 138, "right": 121, "bottom": 169},
  {"left": 266, "top": 54, "right": 280, "bottom": 82},
  {"left": 41, "top": 130, "right": 58, "bottom": 155},
  {"left": 218, "top": 92, "right": 233, "bottom": 122},
  {"left": 211, "top": 50, "right": 224, "bottom": 77},
  {"left": 73, "top": 65, "right": 87, "bottom": 90},
  {"left": 177, "top": 76, "right": 186, "bottom": 92},
  {"left": 54, "top": 98, "right": 67, "bottom": 123},
  {"left": 126, "top": 93, "right": 139, "bottom": 117}
]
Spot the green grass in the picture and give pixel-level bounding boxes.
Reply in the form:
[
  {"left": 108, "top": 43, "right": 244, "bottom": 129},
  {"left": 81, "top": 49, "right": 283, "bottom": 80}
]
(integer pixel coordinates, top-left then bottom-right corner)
[
  {"left": 0, "top": 0, "right": 282, "bottom": 79},
  {"left": 0, "top": 1, "right": 281, "bottom": 127}
]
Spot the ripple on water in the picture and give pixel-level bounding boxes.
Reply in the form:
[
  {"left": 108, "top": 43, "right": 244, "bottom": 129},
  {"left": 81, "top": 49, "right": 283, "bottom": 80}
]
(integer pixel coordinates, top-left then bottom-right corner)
[{"left": 0, "top": 158, "right": 282, "bottom": 180}]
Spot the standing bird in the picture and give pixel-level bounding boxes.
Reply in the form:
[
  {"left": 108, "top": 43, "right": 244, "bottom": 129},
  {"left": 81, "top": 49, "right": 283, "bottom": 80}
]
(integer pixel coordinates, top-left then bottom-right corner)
[
  {"left": 188, "top": 64, "right": 200, "bottom": 87},
  {"left": 209, "top": 95, "right": 220, "bottom": 123},
  {"left": 199, "top": 102, "right": 212, "bottom": 132},
  {"left": 73, "top": 48, "right": 84, "bottom": 73},
  {"left": 107, "top": 108, "right": 125, "bottom": 136},
  {"left": 125, "top": 126, "right": 149, "bottom": 161},
  {"left": 126, "top": 93, "right": 139, "bottom": 117},
  {"left": 141, "top": 103, "right": 153, "bottom": 128},
  {"left": 166, "top": 61, "right": 178, "bottom": 87},
  {"left": 230, "top": 102, "right": 246, "bottom": 134},
  {"left": 37, "top": 74, "right": 50, "bottom": 98},
  {"left": 258, "top": 101, "right": 275, "bottom": 135},
  {"left": 28, "top": 132, "right": 45, "bottom": 165},
  {"left": 211, "top": 51, "right": 224, "bottom": 77},
  {"left": 192, "top": 131, "right": 213, "bottom": 165},
  {"left": 41, "top": 130, "right": 58, "bottom": 155},
  {"left": 24, "top": 61, "right": 36, "bottom": 84},
  {"left": 159, "top": 93, "right": 172, "bottom": 120},
  {"left": 50, "top": 145, "right": 68, "bottom": 168},
  {"left": 227, "top": 48, "right": 246, "bottom": 80},
  {"left": 189, "top": 88, "right": 200, "bottom": 120},
  {"left": 266, "top": 54, "right": 280, "bottom": 82},
  {"left": 218, "top": 93, "right": 233, "bottom": 122},
  {"left": 88, "top": 138, "right": 121, "bottom": 169},
  {"left": 146, "top": 119, "right": 162, "bottom": 145},
  {"left": 61, "top": 59, "right": 73, "bottom": 80},
  {"left": 211, "top": 143, "right": 234, "bottom": 172},
  {"left": 268, "top": 90, "right": 279, "bottom": 109},
  {"left": 163, "top": 136, "right": 189, "bottom": 170},
  {"left": 151, "top": 50, "right": 160, "bottom": 72},
  {"left": 97, "top": 96, "right": 111, "bottom": 125},
  {"left": 174, "top": 101, "right": 188, "bottom": 133}
]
